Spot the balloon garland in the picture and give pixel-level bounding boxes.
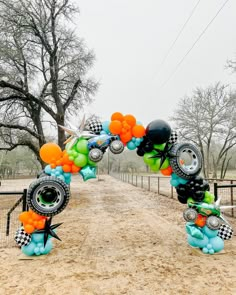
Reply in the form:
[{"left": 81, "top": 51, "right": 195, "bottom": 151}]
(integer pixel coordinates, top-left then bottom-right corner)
[{"left": 15, "top": 112, "right": 234, "bottom": 256}]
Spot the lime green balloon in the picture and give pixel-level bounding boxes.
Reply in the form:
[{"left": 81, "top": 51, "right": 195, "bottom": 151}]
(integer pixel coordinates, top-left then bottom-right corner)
[
  {"left": 76, "top": 139, "right": 89, "bottom": 154},
  {"left": 143, "top": 152, "right": 156, "bottom": 166},
  {"left": 160, "top": 158, "right": 170, "bottom": 169},
  {"left": 72, "top": 150, "right": 78, "bottom": 157},
  {"left": 87, "top": 158, "right": 97, "bottom": 167},
  {"left": 203, "top": 191, "right": 215, "bottom": 204},
  {"left": 67, "top": 149, "right": 73, "bottom": 155},
  {"left": 69, "top": 156, "right": 74, "bottom": 161},
  {"left": 74, "top": 153, "right": 88, "bottom": 167},
  {"left": 187, "top": 197, "right": 195, "bottom": 204},
  {"left": 150, "top": 160, "right": 161, "bottom": 172},
  {"left": 153, "top": 143, "right": 166, "bottom": 151}
]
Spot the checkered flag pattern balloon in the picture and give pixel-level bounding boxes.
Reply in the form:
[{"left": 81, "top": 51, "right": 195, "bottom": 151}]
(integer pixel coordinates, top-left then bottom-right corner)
[
  {"left": 217, "top": 224, "right": 233, "bottom": 240},
  {"left": 86, "top": 118, "right": 102, "bottom": 134},
  {"left": 14, "top": 227, "right": 31, "bottom": 247},
  {"left": 168, "top": 130, "right": 178, "bottom": 144}
]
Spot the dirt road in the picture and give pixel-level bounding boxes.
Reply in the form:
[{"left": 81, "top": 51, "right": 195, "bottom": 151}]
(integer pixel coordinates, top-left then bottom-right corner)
[{"left": 0, "top": 175, "right": 236, "bottom": 295}]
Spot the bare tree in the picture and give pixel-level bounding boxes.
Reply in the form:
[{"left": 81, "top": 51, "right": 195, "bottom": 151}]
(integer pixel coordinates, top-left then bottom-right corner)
[
  {"left": 171, "top": 83, "right": 236, "bottom": 179},
  {"left": 0, "top": 0, "right": 98, "bottom": 165}
]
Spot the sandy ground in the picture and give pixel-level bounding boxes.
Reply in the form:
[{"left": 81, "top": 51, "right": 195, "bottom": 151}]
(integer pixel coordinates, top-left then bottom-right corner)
[{"left": 0, "top": 175, "right": 236, "bottom": 295}]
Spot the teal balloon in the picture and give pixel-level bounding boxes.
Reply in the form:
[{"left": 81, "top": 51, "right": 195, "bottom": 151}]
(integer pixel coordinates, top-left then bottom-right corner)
[
  {"left": 42, "top": 240, "right": 53, "bottom": 255},
  {"left": 186, "top": 223, "right": 204, "bottom": 239},
  {"left": 44, "top": 165, "right": 52, "bottom": 174},
  {"left": 202, "top": 226, "right": 218, "bottom": 238},
  {"left": 74, "top": 154, "right": 88, "bottom": 167},
  {"left": 76, "top": 139, "right": 89, "bottom": 154},
  {"left": 202, "top": 247, "right": 209, "bottom": 254},
  {"left": 58, "top": 175, "right": 65, "bottom": 182},
  {"left": 179, "top": 177, "right": 188, "bottom": 185},
  {"left": 127, "top": 141, "right": 136, "bottom": 150},
  {"left": 32, "top": 233, "right": 44, "bottom": 243},
  {"left": 22, "top": 241, "right": 36, "bottom": 256},
  {"left": 170, "top": 179, "right": 179, "bottom": 187},
  {"left": 80, "top": 165, "right": 97, "bottom": 181},
  {"left": 187, "top": 234, "right": 208, "bottom": 248},
  {"left": 209, "top": 237, "right": 224, "bottom": 253},
  {"left": 102, "top": 121, "right": 110, "bottom": 133}
]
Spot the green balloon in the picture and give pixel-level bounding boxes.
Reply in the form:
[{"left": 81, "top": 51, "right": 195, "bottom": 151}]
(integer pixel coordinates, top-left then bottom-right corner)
[
  {"left": 87, "top": 158, "right": 97, "bottom": 167},
  {"left": 69, "top": 156, "right": 74, "bottom": 161},
  {"left": 153, "top": 143, "right": 166, "bottom": 151},
  {"left": 143, "top": 152, "right": 156, "bottom": 166},
  {"left": 160, "top": 158, "right": 170, "bottom": 169},
  {"left": 150, "top": 161, "right": 160, "bottom": 172},
  {"left": 74, "top": 153, "right": 88, "bottom": 167},
  {"left": 76, "top": 139, "right": 89, "bottom": 154},
  {"left": 203, "top": 191, "right": 215, "bottom": 204}
]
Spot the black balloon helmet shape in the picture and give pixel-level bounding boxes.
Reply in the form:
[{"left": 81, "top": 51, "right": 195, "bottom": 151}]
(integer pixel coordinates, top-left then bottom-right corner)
[{"left": 146, "top": 119, "right": 171, "bottom": 144}]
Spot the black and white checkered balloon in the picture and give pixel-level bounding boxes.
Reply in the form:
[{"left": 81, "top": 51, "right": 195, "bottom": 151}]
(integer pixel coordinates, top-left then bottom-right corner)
[
  {"left": 168, "top": 130, "right": 178, "bottom": 144},
  {"left": 86, "top": 118, "right": 102, "bottom": 134},
  {"left": 217, "top": 224, "right": 233, "bottom": 240},
  {"left": 14, "top": 227, "right": 31, "bottom": 247}
]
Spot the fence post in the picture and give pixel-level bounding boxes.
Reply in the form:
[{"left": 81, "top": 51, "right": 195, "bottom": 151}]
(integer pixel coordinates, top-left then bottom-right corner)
[
  {"left": 141, "top": 176, "right": 143, "bottom": 188},
  {"left": 230, "top": 180, "right": 234, "bottom": 217},
  {"left": 148, "top": 176, "right": 150, "bottom": 191},
  {"left": 22, "top": 189, "right": 28, "bottom": 211},
  {"left": 214, "top": 183, "right": 218, "bottom": 201}
]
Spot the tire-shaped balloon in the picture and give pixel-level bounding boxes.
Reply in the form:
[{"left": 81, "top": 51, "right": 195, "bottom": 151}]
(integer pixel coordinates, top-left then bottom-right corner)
[
  {"left": 27, "top": 176, "right": 70, "bottom": 217},
  {"left": 109, "top": 140, "right": 124, "bottom": 154},
  {"left": 183, "top": 208, "right": 198, "bottom": 222},
  {"left": 206, "top": 216, "right": 222, "bottom": 230},
  {"left": 169, "top": 143, "right": 202, "bottom": 180},
  {"left": 88, "top": 148, "right": 103, "bottom": 162}
]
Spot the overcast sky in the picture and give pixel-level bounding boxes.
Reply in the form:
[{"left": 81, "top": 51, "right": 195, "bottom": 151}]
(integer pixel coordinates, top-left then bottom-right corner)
[{"left": 75, "top": 0, "right": 236, "bottom": 127}]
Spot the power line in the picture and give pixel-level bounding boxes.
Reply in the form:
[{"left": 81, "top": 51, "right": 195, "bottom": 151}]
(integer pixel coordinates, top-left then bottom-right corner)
[
  {"left": 158, "top": 0, "right": 230, "bottom": 91},
  {"left": 153, "top": 0, "right": 201, "bottom": 80}
]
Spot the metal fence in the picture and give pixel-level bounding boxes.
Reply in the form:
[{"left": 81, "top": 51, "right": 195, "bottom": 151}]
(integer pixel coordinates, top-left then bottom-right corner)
[
  {"left": 0, "top": 190, "right": 27, "bottom": 248},
  {"left": 112, "top": 173, "right": 236, "bottom": 217}
]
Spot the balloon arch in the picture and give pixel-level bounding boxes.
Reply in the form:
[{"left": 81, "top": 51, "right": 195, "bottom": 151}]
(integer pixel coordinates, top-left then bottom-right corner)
[{"left": 15, "top": 112, "right": 234, "bottom": 256}]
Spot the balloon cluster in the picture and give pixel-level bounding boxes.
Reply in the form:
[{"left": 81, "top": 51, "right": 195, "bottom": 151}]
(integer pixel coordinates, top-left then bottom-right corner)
[
  {"left": 15, "top": 112, "right": 234, "bottom": 257},
  {"left": 15, "top": 210, "right": 59, "bottom": 256}
]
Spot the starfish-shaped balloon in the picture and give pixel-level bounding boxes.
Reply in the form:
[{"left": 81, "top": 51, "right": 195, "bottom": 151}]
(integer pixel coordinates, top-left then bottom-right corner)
[
  {"left": 59, "top": 115, "right": 97, "bottom": 150},
  {"left": 149, "top": 143, "right": 174, "bottom": 169},
  {"left": 34, "top": 218, "right": 63, "bottom": 247}
]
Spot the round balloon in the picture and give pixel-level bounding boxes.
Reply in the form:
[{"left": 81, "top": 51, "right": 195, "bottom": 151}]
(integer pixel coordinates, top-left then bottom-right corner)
[{"left": 146, "top": 120, "right": 171, "bottom": 144}]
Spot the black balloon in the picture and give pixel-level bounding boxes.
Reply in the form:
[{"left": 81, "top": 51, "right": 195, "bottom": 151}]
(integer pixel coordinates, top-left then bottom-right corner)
[
  {"left": 176, "top": 176, "right": 210, "bottom": 203},
  {"left": 136, "top": 136, "right": 154, "bottom": 156},
  {"left": 146, "top": 120, "right": 171, "bottom": 144}
]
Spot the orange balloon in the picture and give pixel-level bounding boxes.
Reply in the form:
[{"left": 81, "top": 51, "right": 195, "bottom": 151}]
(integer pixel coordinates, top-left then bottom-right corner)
[
  {"left": 132, "top": 125, "right": 145, "bottom": 138},
  {"left": 50, "top": 163, "right": 56, "bottom": 169},
  {"left": 62, "top": 164, "right": 72, "bottom": 173},
  {"left": 160, "top": 166, "right": 173, "bottom": 176},
  {"left": 62, "top": 152, "right": 73, "bottom": 165},
  {"left": 109, "top": 120, "right": 122, "bottom": 134},
  {"left": 111, "top": 112, "right": 124, "bottom": 122},
  {"left": 19, "top": 212, "right": 30, "bottom": 223},
  {"left": 37, "top": 220, "right": 46, "bottom": 230},
  {"left": 123, "top": 114, "right": 136, "bottom": 127},
  {"left": 195, "top": 214, "right": 207, "bottom": 227},
  {"left": 24, "top": 224, "right": 35, "bottom": 234},
  {"left": 120, "top": 131, "right": 132, "bottom": 143},
  {"left": 71, "top": 165, "right": 81, "bottom": 173},
  {"left": 40, "top": 143, "right": 62, "bottom": 164}
]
